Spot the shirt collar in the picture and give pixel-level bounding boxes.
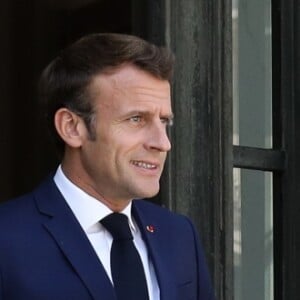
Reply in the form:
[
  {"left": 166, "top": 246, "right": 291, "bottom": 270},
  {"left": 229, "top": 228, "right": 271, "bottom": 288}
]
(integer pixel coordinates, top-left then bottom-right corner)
[{"left": 53, "top": 165, "right": 137, "bottom": 233}]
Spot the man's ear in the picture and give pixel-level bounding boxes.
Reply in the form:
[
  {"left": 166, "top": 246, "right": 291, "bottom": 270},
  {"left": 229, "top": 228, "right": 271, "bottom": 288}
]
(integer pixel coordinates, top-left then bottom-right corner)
[{"left": 54, "top": 108, "right": 86, "bottom": 148}]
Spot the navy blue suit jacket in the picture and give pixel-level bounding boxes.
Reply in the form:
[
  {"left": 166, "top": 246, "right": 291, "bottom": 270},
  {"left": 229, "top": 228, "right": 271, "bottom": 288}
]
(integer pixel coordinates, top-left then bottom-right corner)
[{"left": 0, "top": 177, "right": 214, "bottom": 300}]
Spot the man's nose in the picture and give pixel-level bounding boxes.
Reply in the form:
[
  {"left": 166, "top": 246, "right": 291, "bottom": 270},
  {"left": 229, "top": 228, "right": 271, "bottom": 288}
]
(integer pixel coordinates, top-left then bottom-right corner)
[{"left": 145, "top": 122, "right": 171, "bottom": 152}]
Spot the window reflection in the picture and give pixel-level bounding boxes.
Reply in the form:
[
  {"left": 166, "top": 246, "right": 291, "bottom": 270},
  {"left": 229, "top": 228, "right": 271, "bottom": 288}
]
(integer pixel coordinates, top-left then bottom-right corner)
[
  {"left": 233, "top": 169, "right": 273, "bottom": 300},
  {"left": 233, "top": 0, "right": 272, "bottom": 148}
]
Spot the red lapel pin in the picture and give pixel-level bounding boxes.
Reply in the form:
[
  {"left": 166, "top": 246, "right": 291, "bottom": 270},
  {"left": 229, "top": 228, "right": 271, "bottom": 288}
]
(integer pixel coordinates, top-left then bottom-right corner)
[{"left": 146, "top": 225, "right": 155, "bottom": 233}]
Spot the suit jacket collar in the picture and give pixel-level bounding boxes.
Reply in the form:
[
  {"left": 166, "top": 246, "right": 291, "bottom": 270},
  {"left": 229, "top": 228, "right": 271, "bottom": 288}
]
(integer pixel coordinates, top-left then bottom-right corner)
[
  {"left": 33, "top": 176, "right": 116, "bottom": 300},
  {"left": 33, "top": 176, "right": 177, "bottom": 300}
]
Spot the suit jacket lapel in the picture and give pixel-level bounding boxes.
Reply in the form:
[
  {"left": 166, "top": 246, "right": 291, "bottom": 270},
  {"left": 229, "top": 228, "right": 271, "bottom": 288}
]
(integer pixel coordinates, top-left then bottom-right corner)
[
  {"left": 34, "top": 177, "right": 116, "bottom": 300},
  {"left": 132, "top": 201, "right": 178, "bottom": 300}
]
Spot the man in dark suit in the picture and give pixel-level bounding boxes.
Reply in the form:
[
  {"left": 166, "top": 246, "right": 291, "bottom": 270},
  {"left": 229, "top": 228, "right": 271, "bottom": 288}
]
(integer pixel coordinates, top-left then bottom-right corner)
[{"left": 0, "top": 33, "right": 214, "bottom": 300}]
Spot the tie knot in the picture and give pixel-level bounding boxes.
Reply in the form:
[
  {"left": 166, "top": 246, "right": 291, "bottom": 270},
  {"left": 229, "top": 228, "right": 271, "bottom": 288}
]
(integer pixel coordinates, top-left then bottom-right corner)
[{"left": 101, "top": 213, "right": 133, "bottom": 240}]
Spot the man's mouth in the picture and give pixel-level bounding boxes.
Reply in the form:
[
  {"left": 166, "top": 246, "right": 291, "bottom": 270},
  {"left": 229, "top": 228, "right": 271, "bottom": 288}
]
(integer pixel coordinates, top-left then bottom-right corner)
[{"left": 131, "top": 160, "right": 158, "bottom": 170}]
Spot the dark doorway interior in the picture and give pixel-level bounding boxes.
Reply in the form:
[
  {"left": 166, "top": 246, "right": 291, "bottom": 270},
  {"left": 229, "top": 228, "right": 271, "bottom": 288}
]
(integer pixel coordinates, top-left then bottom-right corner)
[{"left": 0, "top": 0, "right": 131, "bottom": 201}]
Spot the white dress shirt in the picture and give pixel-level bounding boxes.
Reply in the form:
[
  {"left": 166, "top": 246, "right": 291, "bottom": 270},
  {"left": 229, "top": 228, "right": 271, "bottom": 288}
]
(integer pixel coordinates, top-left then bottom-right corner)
[{"left": 54, "top": 166, "right": 160, "bottom": 300}]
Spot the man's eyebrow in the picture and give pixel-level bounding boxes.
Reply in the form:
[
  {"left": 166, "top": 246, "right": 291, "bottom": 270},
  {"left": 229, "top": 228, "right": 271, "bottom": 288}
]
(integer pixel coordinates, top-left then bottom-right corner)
[
  {"left": 122, "top": 110, "right": 174, "bottom": 118},
  {"left": 122, "top": 110, "right": 150, "bottom": 117}
]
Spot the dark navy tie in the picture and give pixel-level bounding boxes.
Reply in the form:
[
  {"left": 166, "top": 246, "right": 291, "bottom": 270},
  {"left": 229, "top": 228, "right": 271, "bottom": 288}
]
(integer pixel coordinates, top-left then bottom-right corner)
[{"left": 101, "top": 213, "right": 150, "bottom": 300}]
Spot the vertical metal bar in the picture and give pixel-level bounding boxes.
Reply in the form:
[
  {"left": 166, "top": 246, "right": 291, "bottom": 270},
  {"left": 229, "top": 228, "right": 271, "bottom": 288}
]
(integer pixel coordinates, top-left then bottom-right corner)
[{"left": 277, "top": 0, "right": 300, "bottom": 299}]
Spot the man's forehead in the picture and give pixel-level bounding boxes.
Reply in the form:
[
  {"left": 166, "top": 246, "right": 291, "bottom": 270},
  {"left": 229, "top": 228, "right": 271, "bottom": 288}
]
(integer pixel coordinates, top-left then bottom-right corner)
[
  {"left": 89, "top": 66, "right": 171, "bottom": 110},
  {"left": 91, "top": 64, "right": 170, "bottom": 91}
]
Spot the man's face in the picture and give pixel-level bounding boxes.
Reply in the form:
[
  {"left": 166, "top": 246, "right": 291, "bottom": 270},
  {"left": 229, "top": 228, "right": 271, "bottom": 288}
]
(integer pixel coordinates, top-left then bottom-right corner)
[{"left": 75, "top": 65, "right": 173, "bottom": 208}]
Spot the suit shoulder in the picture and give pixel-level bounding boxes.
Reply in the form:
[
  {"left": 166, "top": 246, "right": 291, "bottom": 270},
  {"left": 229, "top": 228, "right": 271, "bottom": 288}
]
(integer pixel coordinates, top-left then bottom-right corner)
[
  {"left": 0, "top": 175, "right": 56, "bottom": 220},
  {"left": 0, "top": 192, "right": 36, "bottom": 222}
]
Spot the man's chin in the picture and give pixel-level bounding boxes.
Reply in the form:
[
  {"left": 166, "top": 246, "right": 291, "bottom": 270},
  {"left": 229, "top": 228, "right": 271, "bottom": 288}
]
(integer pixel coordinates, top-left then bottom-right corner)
[{"left": 133, "top": 184, "right": 160, "bottom": 200}]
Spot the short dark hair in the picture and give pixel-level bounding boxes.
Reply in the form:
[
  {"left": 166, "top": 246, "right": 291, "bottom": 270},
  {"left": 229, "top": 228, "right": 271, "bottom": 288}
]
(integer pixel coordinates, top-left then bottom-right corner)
[{"left": 39, "top": 33, "right": 174, "bottom": 157}]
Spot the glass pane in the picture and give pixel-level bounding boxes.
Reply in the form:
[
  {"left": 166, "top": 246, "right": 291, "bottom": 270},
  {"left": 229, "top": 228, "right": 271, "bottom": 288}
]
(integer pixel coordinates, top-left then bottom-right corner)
[
  {"left": 233, "top": 0, "right": 272, "bottom": 148},
  {"left": 233, "top": 168, "right": 273, "bottom": 300}
]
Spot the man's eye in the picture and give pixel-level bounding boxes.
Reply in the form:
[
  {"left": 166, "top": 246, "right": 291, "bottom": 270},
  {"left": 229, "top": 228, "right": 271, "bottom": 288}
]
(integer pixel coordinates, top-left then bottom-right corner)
[
  {"left": 130, "top": 116, "right": 142, "bottom": 122},
  {"left": 161, "top": 118, "right": 174, "bottom": 127}
]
